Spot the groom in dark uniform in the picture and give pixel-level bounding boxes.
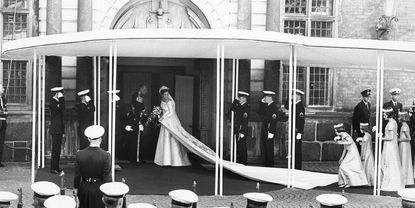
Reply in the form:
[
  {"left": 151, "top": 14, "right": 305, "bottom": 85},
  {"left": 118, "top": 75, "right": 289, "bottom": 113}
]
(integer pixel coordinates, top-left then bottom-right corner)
[
  {"left": 230, "top": 91, "right": 250, "bottom": 165},
  {"left": 352, "top": 89, "right": 371, "bottom": 153},
  {"left": 284, "top": 89, "right": 305, "bottom": 170},
  {"left": 75, "top": 89, "right": 95, "bottom": 150},
  {"left": 258, "top": 90, "right": 288, "bottom": 167},
  {"left": 126, "top": 84, "right": 147, "bottom": 163},
  {"left": 49, "top": 86, "right": 65, "bottom": 174},
  {"left": 74, "top": 125, "right": 112, "bottom": 208},
  {"left": 383, "top": 88, "right": 403, "bottom": 133}
]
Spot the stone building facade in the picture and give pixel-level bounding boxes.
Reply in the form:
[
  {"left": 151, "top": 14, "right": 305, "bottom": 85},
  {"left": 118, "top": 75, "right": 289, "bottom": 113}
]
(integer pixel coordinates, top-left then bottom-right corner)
[{"left": 1, "top": 0, "right": 414, "bottom": 162}]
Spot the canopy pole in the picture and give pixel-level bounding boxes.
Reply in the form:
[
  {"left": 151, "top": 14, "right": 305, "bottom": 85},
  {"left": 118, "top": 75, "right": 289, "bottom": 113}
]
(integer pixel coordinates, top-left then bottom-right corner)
[
  {"left": 373, "top": 55, "right": 380, "bottom": 196},
  {"left": 37, "top": 53, "right": 42, "bottom": 168},
  {"left": 230, "top": 59, "right": 235, "bottom": 163},
  {"left": 219, "top": 42, "right": 225, "bottom": 196},
  {"left": 291, "top": 46, "right": 297, "bottom": 187},
  {"left": 377, "top": 54, "right": 385, "bottom": 196},
  {"left": 41, "top": 55, "right": 46, "bottom": 168},
  {"left": 287, "top": 46, "right": 294, "bottom": 188},
  {"left": 98, "top": 56, "right": 101, "bottom": 125},
  {"left": 108, "top": 43, "right": 113, "bottom": 181},
  {"left": 93, "top": 56, "right": 97, "bottom": 125},
  {"left": 31, "top": 51, "right": 37, "bottom": 183},
  {"left": 234, "top": 59, "right": 239, "bottom": 162},
  {"left": 214, "top": 42, "right": 220, "bottom": 196},
  {"left": 111, "top": 43, "right": 118, "bottom": 182}
]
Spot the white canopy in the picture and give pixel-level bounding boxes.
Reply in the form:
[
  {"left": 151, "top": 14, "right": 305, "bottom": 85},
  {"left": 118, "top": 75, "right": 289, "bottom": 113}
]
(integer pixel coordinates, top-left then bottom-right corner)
[{"left": 3, "top": 29, "right": 415, "bottom": 69}]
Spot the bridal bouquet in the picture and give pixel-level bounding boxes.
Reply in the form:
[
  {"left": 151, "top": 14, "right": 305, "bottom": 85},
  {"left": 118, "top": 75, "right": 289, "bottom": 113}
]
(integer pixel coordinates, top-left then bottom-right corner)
[{"left": 145, "top": 106, "right": 163, "bottom": 126}]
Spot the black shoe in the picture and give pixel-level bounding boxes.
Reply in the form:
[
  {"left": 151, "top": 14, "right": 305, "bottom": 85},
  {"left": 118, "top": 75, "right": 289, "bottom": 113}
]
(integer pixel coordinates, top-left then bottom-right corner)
[
  {"left": 0, "top": 163, "right": 4, "bottom": 167},
  {"left": 50, "top": 170, "right": 61, "bottom": 174}
]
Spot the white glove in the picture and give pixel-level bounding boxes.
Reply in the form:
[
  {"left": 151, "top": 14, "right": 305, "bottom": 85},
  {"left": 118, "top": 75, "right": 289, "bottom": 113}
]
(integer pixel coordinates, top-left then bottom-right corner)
[
  {"left": 268, "top": 133, "right": 274, "bottom": 139},
  {"left": 57, "top": 92, "right": 63, "bottom": 98},
  {"left": 239, "top": 133, "right": 245, "bottom": 138},
  {"left": 261, "top": 97, "right": 266, "bottom": 103},
  {"left": 125, "top": 125, "right": 133, "bottom": 131},
  {"left": 84, "top": 95, "right": 91, "bottom": 102},
  {"left": 372, "top": 126, "right": 377, "bottom": 132},
  {"left": 296, "top": 133, "right": 302, "bottom": 140},
  {"left": 356, "top": 137, "right": 363, "bottom": 142},
  {"left": 334, "top": 136, "right": 341, "bottom": 141},
  {"left": 139, "top": 124, "right": 144, "bottom": 132}
]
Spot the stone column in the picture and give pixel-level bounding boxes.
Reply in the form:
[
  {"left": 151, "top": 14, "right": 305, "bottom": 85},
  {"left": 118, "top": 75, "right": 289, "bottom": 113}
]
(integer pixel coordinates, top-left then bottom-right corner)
[
  {"left": 76, "top": 0, "right": 93, "bottom": 93},
  {"left": 45, "top": 0, "right": 62, "bottom": 93},
  {"left": 236, "top": 0, "right": 251, "bottom": 93},
  {"left": 264, "top": 0, "right": 281, "bottom": 98}
]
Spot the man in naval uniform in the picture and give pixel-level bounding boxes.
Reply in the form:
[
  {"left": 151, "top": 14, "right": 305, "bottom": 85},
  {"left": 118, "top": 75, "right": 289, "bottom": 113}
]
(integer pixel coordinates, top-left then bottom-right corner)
[
  {"left": 229, "top": 91, "right": 250, "bottom": 165},
  {"left": 0, "top": 191, "right": 17, "bottom": 208},
  {"left": 75, "top": 89, "right": 95, "bottom": 150},
  {"left": 0, "top": 84, "right": 7, "bottom": 168},
  {"left": 383, "top": 88, "right": 403, "bottom": 133},
  {"left": 243, "top": 192, "right": 273, "bottom": 208},
  {"left": 100, "top": 182, "right": 129, "bottom": 208},
  {"left": 74, "top": 125, "right": 112, "bottom": 208},
  {"left": 126, "top": 84, "right": 147, "bottom": 163},
  {"left": 352, "top": 89, "right": 371, "bottom": 153},
  {"left": 258, "top": 90, "right": 288, "bottom": 167},
  {"left": 168, "top": 189, "right": 198, "bottom": 208},
  {"left": 284, "top": 89, "right": 305, "bottom": 170},
  {"left": 49, "top": 87, "right": 65, "bottom": 174}
]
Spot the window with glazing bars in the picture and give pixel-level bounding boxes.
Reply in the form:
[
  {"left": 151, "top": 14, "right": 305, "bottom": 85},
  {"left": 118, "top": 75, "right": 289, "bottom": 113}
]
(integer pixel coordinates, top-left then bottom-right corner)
[
  {"left": 3, "top": 0, "right": 27, "bottom": 9},
  {"left": 2, "top": 13, "right": 28, "bottom": 41},
  {"left": 2, "top": 61, "right": 27, "bottom": 104},
  {"left": 309, "top": 67, "right": 330, "bottom": 106},
  {"left": 284, "top": 20, "right": 306, "bottom": 36},
  {"left": 285, "top": 0, "right": 307, "bottom": 14},
  {"left": 282, "top": 66, "right": 306, "bottom": 102}
]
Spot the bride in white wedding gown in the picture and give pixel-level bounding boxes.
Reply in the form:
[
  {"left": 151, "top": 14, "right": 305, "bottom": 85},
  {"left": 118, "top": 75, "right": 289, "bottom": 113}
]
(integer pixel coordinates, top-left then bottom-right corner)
[
  {"left": 153, "top": 86, "right": 338, "bottom": 189},
  {"left": 154, "top": 86, "right": 191, "bottom": 166}
]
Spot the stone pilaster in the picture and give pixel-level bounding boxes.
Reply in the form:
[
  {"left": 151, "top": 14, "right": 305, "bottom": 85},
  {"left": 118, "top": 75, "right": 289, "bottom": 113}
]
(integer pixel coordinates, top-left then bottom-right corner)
[
  {"left": 236, "top": 0, "right": 251, "bottom": 93},
  {"left": 45, "top": 0, "right": 62, "bottom": 93},
  {"left": 76, "top": 0, "right": 93, "bottom": 93},
  {"left": 264, "top": 0, "right": 281, "bottom": 99}
]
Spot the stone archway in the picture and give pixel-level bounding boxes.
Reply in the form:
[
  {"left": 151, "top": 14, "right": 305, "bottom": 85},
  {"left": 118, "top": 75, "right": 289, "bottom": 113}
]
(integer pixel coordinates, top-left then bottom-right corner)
[{"left": 98, "top": 0, "right": 226, "bottom": 30}]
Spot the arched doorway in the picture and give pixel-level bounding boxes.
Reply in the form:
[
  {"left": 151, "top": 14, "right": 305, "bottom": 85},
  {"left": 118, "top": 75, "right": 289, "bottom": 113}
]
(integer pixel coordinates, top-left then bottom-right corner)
[{"left": 110, "top": 0, "right": 213, "bottom": 160}]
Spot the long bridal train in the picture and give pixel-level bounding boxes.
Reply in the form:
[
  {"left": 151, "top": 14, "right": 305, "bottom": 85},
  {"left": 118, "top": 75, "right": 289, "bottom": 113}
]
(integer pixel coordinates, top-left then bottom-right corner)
[{"left": 159, "top": 120, "right": 338, "bottom": 190}]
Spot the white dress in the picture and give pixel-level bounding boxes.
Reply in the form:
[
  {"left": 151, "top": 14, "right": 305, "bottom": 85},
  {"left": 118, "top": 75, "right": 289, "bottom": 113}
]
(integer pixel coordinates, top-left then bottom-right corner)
[
  {"left": 361, "top": 132, "right": 375, "bottom": 186},
  {"left": 381, "top": 119, "right": 404, "bottom": 191},
  {"left": 337, "top": 132, "right": 368, "bottom": 187},
  {"left": 154, "top": 99, "right": 191, "bottom": 166},
  {"left": 399, "top": 122, "right": 414, "bottom": 185}
]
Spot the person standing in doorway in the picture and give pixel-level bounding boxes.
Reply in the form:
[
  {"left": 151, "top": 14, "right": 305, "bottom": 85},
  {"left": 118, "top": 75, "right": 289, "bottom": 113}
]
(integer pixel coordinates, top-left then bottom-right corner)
[
  {"left": 75, "top": 89, "right": 95, "bottom": 150},
  {"left": 258, "top": 90, "right": 288, "bottom": 167},
  {"left": 127, "top": 84, "right": 147, "bottom": 163},
  {"left": 284, "top": 89, "right": 305, "bottom": 170},
  {"left": 0, "top": 84, "right": 7, "bottom": 167},
  {"left": 229, "top": 91, "right": 250, "bottom": 165},
  {"left": 49, "top": 87, "right": 65, "bottom": 174}
]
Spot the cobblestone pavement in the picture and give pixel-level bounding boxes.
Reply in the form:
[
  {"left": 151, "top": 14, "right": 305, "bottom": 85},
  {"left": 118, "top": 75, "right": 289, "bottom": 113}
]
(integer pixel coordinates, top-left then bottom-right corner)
[{"left": 0, "top": 162, "right": 404, "bottom": 208}]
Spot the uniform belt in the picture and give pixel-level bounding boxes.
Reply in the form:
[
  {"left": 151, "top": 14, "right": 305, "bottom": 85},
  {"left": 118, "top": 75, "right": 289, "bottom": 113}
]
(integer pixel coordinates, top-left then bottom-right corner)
[{"left": 83, "top": 177, "right": 102, "bottom": 183}]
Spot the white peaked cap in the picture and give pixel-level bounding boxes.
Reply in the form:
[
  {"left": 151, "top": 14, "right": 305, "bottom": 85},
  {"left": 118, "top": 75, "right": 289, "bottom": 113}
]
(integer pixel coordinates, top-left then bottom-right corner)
[
  {"left": 100, "top": 182, "right": 129, "bottom": 197},
  {"left": 316, "top": 194, "right": 348, "bottom": 206},
  {"left": 0, "top": 191, "right": 18, "bottom": 203},
  {"left": 389, "top": 88, "right": 401, "bottom": 94},
  {"left": 169, "top": 189, "right": 198, "bottom": 204},
  {"left": 44, "top": 195, "right": 76, "bottom": 208},
  {"left": 30, "top": 181, "right": 60, "bottom": 196},
  {"left": 128, "top": 203, "right": 157, "bottom": 208},
  {"left": 262, "top": 90, "right": 276, "bottom": 95},
  {"left": 243, "top": 192, "right": 273, "bottom": 203},
  {"left": 295, "top": 89, "right": 305, "bottom": 95},
  {"left": 84, "top": 125, "right": 105, "bottom": 140},
  {"left": 238, "top": 91, "right": 250, "bottom": 96},
  {"left": 77, "top": 89, "right": 90, "bottom": 96},
  {"left": 398, "top": 188, "right": 415, "bottom": 202},
  {"left": 51, "top": 87, "right": 64, "bottom": 92}
]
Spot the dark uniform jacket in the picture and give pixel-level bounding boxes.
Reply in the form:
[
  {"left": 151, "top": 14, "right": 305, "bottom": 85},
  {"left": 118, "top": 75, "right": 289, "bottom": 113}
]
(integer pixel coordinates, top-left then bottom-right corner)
[
  {"left": 383, "top": 100, "right": 402, "bottom": 133},
  {"left": 75, "top": 101, "right": 95, "bottom": 135},
  {"left": 74, "top": 146, "right": 112, "bottom": 208},
  {"left": 131, "top": 92, "right": 146, "bottom": 124},
  {"left": 50, "top": 97, "right": 65, "bottom": 134},
  {"left": 230, "top": 99, "right": 250, "bottom": 137},
  {"left": 284, "top": 100, "right": 305, "bottom": 134},
  {"left": 0, "top": 96, "right": 7, "bottom": 121},
  {"left": 352, "top": 100, "right": 371, "bottom": 137},
  {"left": 258, "top": 101, "right": 288, "bottom": 137}
]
